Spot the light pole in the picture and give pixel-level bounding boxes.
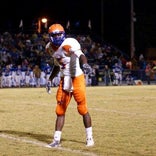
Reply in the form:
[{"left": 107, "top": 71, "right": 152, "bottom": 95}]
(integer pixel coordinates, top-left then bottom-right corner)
[
  {"left": 37, "top": 17, "right": 48, "bottom": 33},
  {"left": 130, "top": 0, "right": 136, "bottom": 58},
  {"left": 101, "top": 0, "right": 104, "bottom": 42}
]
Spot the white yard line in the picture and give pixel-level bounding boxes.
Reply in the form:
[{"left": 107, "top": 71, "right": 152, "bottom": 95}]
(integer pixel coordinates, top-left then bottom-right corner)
[
  {"left": 0, "top": 133, "right": 97, "bottom": 156},
  {"left": 91, "top": 108, "right": 156, "bottom": 118}
]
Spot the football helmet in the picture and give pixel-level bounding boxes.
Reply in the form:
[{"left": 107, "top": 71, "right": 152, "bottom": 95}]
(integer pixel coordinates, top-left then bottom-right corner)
[{"left": 48, "top": 24, "right": 65, "bottom": 47}]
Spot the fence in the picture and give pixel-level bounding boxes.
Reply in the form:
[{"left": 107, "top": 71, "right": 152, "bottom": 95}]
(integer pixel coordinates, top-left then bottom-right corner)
[{"left": 0, "top": 69, "right": 155, "bottom": 88}]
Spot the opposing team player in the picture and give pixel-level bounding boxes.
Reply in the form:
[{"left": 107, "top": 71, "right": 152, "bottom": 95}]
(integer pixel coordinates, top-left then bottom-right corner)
[{"left": 45, "top": 23, "right": 94, "bottom": 147}]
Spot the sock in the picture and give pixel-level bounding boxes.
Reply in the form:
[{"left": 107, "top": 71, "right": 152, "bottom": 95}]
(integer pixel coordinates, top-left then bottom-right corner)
[
  {"left": 85, "top": 127, "right": 93, "bottom": 139},
  {"left": 54, "top": 131, "right": 62, "bottom": 142}
]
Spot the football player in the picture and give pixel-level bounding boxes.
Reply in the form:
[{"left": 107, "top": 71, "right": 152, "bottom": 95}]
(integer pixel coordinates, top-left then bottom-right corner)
[{"left": 45, "top": 23, "right": 94, "bottom": 147}]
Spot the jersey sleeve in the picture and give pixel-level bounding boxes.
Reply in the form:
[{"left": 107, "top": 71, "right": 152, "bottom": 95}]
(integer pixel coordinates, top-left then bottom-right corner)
[
  {"left": 72, "top": 49, "right": 84, "bottom": 58},
  {"left": 62, "top": 38, "right": 84, "bottom": 58}
]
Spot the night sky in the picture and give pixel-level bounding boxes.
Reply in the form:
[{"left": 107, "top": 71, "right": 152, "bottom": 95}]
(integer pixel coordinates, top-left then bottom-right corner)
[{"left": 1, "top": 0, "right": 156, "bottom": 56}]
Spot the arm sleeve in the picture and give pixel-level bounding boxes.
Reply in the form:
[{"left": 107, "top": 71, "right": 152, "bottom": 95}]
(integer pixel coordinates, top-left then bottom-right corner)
[
  {"left": 48, "top": 65, "right": 60, "bottom": 81},
  {"left": 45, "top": 42, "right": 54, "bottom": 56}
]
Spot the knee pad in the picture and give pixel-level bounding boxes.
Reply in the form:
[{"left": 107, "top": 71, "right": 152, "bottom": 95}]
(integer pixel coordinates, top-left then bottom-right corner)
[
  {"left": 56, "top": 87, "right": 72, "bottom": 116},
  {"left": 56, "top": 105, "right": 65, "bottom": 116},
  {"left": 77, "top": 104, "right": 88, "bottom": 115}
]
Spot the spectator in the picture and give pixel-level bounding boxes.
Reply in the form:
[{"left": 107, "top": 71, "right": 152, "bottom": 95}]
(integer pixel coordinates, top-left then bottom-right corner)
[
  {"left": 112, "top": 62, "right": 123, "bottom": 86},
  {"left": 33, "top": 65, "right": 41, "bottom": 87},
  {"left": 103, "top": 65, "right": 111, "bottom": 86},
  {"left": 152, "top": 62, "right": 156, "bottom": 83},
  {"left": 145, "top": 63, "right": 152, "bottom": 85}
]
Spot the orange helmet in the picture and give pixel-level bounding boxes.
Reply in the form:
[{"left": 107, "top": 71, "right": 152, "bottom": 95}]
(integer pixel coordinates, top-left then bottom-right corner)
[
  {"left": 48, "top": 24, "right": 65, "bottom": 46},
  {"left": 48, "top": 24, "right": 65, "bottom": 34}
]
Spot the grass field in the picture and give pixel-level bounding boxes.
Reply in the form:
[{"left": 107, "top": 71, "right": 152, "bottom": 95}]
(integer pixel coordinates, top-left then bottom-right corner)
[{"left": 0, "top": 85, "right": 156, "bottom": 156}]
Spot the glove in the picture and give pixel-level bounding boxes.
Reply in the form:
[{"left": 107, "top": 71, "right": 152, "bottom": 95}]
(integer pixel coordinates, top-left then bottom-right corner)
[
  {"left": 46, "top": 81, "right": 51, "bottom": 94},
  {"left": 82, "top": 64, "right": 92, "bottom": 75}
]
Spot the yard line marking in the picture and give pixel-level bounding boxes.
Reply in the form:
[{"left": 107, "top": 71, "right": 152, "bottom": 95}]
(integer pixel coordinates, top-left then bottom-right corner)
[
  {"left": 0, "top": 133, "right": 97, "bottom": 156},
  {"left": 90, "top": 108, "right": 156, "bottom": 118}
]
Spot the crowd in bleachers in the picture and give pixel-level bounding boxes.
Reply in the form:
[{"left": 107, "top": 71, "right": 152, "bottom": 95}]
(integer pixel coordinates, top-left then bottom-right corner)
[{"left": 0, "top": 31, "right": 156, "bottom": 88}]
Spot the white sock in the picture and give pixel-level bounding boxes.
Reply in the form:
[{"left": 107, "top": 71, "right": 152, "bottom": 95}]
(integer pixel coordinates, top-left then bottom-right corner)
[
  {"left": 85, "top": 127, "right": 93, "bottom": 139},
  {"left": 54, "top": 131, "right": 62, "bottom": 142}
]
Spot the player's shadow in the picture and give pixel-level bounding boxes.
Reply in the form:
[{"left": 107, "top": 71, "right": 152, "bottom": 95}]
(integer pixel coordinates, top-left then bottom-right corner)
[
  {"left": 0, "top": 130, "right": 83, "bottom": 144},
  {"left": 0, "top": 130, "right": 51, "bottom": 143}
]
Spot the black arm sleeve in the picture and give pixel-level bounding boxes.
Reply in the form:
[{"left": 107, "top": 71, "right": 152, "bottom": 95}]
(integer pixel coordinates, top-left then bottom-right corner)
[{"left": 49, "top": 65, "right": 60, "bottom": 81}]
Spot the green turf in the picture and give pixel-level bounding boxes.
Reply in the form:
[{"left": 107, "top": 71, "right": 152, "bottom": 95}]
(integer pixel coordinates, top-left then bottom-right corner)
[{"left": 0, "top": 86, "right": 156, "bottom": 156}]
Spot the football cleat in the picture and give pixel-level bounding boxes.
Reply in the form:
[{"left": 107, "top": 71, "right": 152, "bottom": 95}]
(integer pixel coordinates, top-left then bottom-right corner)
[
  {"left": 86, "top": 138, "right": 94, "bottom": 147},
  {"left": 47, "top": 140, "right": 61, "bottom": 148}
]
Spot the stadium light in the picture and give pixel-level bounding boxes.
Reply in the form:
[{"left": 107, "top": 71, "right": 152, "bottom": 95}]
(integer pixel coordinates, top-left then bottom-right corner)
[
  {"left": 37, "top": 17, "right": 48, "bottom": 33},
  {"left": 41, "top": 18, "right": 47, "bottom": 23}
]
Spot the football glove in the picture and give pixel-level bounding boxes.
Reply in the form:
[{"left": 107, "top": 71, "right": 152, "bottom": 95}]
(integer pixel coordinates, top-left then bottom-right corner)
[
  {"left": 82, "top": 64, "right": 92, "bottom": 75},
  {"left": 46, "top": 81, "right": 51, "bottom": 94}
]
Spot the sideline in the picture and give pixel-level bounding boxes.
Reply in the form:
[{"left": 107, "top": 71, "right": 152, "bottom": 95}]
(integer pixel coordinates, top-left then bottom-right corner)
[{"left": 0, "top": 133, "right": 97, "bottom": 156}]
